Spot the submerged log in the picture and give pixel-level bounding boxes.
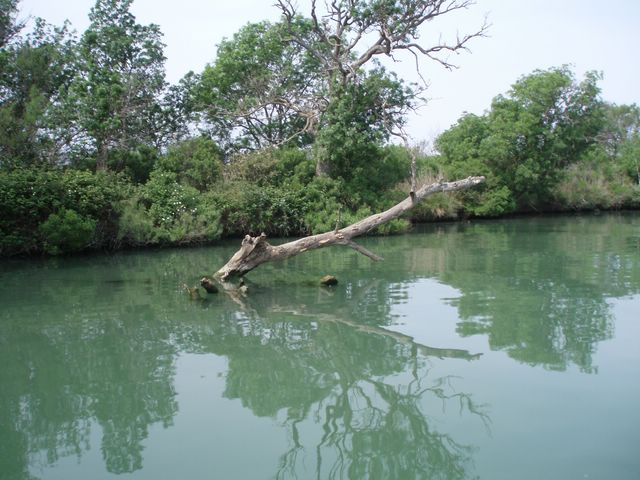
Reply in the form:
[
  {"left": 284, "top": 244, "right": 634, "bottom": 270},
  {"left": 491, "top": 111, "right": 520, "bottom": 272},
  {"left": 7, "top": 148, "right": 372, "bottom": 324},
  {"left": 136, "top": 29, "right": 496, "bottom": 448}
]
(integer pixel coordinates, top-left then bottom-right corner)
[{"left": 215, "top": 176, "right": 485, "bottom": 281}]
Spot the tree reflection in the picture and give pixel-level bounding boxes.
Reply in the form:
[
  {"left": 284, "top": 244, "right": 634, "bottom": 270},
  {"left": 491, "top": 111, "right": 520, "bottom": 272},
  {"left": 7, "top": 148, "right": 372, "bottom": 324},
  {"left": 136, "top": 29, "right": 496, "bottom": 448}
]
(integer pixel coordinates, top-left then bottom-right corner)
[
  {"left": 417, "top": 215, "right": 639, "bottom": 373},
  {"left": 0, "top": 254, "right": 487, "bottom": 479},
  {"left": 186, "top": 285, "right": 488, "bottom": 480},
  {"left": 0, "top": 258, "right": 181, "bottom": 478}
]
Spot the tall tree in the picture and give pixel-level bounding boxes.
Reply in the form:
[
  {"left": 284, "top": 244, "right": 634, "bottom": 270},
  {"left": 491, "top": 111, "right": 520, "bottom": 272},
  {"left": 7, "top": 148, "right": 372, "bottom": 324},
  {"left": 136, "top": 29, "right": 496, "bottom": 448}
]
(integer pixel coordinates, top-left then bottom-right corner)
[
  {"left": 0, "top": 0, "right": 24, "bottom": 48},
  {"left": 598, "top": 103, "right": 640, "bottom": 156},
  {"left": 598, "top": 103, "right": 640, "bottom": 183},
  {"left": 195, "top": 20, "right": 323, "bottom": 153},
  {"left": 275, "top": 0, "right": 488, "bottom": 175},
  {"left": 66, "top": 0, "right": 167, "bottom": 170},
  {"left": 195, "top": 1, "right": 485, "bottom": 175},
  {"left": 0, "top": 16, "right": 77, "bottom": 168}
]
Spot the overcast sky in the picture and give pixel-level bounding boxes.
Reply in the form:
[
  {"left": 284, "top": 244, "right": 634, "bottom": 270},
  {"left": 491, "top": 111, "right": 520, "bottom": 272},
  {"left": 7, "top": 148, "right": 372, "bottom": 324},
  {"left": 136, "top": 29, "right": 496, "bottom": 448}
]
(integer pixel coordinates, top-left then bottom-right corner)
[{"left": 18, "top": 0, "right": 640, "bottom": 143}]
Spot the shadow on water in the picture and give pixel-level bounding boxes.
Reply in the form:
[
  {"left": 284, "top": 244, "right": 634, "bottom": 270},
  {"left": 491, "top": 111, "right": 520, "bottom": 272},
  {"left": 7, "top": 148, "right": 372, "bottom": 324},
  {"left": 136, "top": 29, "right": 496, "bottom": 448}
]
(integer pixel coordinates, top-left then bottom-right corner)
[{"left": 0, "top": 212, "right": 638, "bottom": 479}]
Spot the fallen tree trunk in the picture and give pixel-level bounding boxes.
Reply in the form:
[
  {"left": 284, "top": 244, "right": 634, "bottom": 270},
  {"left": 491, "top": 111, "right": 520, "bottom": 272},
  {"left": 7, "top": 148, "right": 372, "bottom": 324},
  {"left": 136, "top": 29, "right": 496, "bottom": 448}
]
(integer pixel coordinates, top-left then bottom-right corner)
[{"left": 214, "top": 176, "right": 485, "bottom": 281}]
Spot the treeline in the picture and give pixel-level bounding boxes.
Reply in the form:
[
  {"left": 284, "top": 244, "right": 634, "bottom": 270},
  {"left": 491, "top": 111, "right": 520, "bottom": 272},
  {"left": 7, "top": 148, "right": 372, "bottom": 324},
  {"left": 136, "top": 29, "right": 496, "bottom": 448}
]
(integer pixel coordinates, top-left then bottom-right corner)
[{"left": 1, "top": 0, "right": 638, "bottom": 256}]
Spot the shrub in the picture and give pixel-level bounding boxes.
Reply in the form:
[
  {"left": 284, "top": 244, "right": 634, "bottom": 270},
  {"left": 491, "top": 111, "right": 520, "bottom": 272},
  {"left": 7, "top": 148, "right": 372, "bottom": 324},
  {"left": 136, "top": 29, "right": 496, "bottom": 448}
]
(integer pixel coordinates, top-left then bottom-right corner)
[
  {"left": 38, "top": 208, "right": 96, "bottom": 255},
  {"left": 551, "top": 157, "right": 640, "bottom": 210},
  {"left": 117, "top": 170, "right": 222, "bottom": 246},
  {"left": 156, "top": 137, "right": 222, "bottom": 191},
  {"left": 223, "top": 149, "right": 280, "bottom": 186},
  {"left": 0, "top": 168, "right": 127, "bottom": 255},
  {"left": 210, "top": 181, "right": 307, "bottom": 236}
]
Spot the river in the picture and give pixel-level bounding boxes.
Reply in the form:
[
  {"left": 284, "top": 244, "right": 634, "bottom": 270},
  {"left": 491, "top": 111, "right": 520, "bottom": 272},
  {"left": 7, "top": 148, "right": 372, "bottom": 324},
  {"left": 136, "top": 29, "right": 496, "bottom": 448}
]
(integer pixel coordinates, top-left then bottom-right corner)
[{"left": 1, "top": 213, "right": 638, "bottom": 479}]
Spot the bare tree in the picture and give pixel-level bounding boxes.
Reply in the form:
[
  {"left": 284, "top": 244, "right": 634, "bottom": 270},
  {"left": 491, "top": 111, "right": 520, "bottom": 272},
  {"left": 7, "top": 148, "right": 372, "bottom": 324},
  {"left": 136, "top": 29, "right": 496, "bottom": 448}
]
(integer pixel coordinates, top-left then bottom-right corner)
[
  {"left": 276, "top": 0, "right": 488, "bottom": 88},
  {"left": 275, "top": 0, "right": 488, "bottom": 175}
]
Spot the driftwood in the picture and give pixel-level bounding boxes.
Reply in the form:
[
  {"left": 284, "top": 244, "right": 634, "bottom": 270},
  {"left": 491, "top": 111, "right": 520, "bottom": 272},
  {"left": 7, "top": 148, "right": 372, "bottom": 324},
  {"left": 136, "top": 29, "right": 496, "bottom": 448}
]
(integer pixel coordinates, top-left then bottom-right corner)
[{"left": 214, "top": 176, "right": 485, "bottom": 281}]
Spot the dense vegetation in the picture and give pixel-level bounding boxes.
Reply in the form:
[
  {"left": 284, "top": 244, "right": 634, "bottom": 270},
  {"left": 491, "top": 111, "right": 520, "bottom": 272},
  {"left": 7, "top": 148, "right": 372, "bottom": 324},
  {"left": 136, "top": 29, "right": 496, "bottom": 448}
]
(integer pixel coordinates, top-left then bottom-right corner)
[{"left": 1, "top": 0, "right": 638, "bottom": 256}]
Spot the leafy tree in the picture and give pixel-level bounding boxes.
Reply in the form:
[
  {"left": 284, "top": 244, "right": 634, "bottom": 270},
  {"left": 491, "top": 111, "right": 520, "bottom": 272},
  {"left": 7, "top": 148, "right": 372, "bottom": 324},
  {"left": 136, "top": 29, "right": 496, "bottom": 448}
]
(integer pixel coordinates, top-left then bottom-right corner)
[
  {"left": 0, "top": 0, "right": 23, "bottom": 48},
  {"left": 195, "top": 0, "right": 484, "bottom": 179},
  {"left": 313, "top": 68, "right": 414, "bottom": 199},
  {"left": 619, "top": 135, "right": 640, "bottom": 184},
  {"left": 194, "top": 20, "right": 322, "bottom": 152},
  {"left": 0, "top": 17, "right": 77, "bottom": 168},
  {"left": 598, "top": 103, "right": 640, "bottom": 156},
  {"left": 65, "top": 0, "right": 167, "bottom": 170},
  {"left": 437, "top": 67, "right": 605, "bottom": 214},
  {"left": 597, "top": 103, "right": 640, "bottom": 183}
]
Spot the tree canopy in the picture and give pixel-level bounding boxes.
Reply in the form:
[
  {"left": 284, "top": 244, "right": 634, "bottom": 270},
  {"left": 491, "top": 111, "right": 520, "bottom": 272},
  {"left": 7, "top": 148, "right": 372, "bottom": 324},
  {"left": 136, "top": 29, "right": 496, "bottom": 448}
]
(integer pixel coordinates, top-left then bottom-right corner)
[{"left": 66, "top": 0, "right": 169, "bottom": 170}]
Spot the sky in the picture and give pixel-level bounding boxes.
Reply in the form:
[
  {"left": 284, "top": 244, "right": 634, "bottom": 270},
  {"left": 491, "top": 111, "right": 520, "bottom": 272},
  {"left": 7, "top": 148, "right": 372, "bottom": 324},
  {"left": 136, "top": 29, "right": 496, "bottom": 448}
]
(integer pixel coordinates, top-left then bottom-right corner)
[{"left": 17, "top": 0, "right": 640, "bottom": 144}]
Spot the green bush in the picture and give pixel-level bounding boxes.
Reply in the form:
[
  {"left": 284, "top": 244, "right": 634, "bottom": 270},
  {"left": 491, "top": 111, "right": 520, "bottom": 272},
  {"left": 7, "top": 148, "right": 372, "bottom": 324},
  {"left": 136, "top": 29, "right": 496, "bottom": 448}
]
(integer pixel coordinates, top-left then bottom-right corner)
[
  {"left": 117, "top": 170, "right": 222, "bottom": 246},
  {"left": 551, "top": 153, "right": 640, "bottom": 210},
  {"left": 210, "top": 180, "right": 307, "bottom": 236},
  {"left": 108, "top": 145, "right": 159, "bottom": 184},
  {"left": 470, "top": 185, "right": 516, "bottom": 217},
  {"left": 0, "top": 168, "right": 127, "bottom": 255},
  {"left": 39, "top": 208, "right": 96, "bottom": 255},
  {"left": 223, "top": 149, "right": 280, "bottom": 186},
  {"left": 156, "top": 137, "right": 222, "bottom": 191}
]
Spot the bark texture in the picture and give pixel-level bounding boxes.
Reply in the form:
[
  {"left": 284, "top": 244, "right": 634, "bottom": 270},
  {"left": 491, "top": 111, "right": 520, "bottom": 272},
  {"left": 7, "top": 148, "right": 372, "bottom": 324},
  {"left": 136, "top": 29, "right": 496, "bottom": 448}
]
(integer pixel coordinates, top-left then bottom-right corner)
[{"left": 215, "top": 176, "right": 485, "bottom": 281}]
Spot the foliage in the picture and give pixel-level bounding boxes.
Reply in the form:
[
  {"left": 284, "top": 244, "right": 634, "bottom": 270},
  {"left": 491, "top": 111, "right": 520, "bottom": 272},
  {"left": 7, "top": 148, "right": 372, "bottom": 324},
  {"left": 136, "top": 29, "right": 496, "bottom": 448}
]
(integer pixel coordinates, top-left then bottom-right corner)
[
  {"left": 38, "top": 208, "right": 96, "bottom": 254},
  {"left": 551, "top": 147, "right": 640, "bottom": 210},
  {"left": 0, "top": 168, "right": 127, "bottom": 255},
  {"left": 619, "top": 135, "right": 640, "bottom": 184},
  {"left": 156, "top": 137, "right": 222, "bottom": 191},
  {"left": 0, "top": 0, "right": 23, "bottom": 48},
  {"left": 0, "top": 18, "right": 77, "bottom": 167},
  {"left": 211, "top": 146, "right": 412, "bottom": 237},
  {"left": 437, "top": 67, "right": 605, "bottom": 215},
  {"left": 597, "top": 102, "right": 640, "bottom": 184},
  {"left": 313, "top": 70, "right": 414, "bottom": 187},
  {"left": 117, "top": 170, "right": 221, "bottom": 245},
  {"left": 64, "top": 0, "right": 168, "bottom": 170},
  {"left": 597, "top": 103, "right": 640, "bottom": 157},
  {"left": 105, "top": 144, "right": 159, "bottom": 184},
  {"left": 209, "top": 180, "right": 308, "bottom": 237},
  {"left": 0, "top": 0, "right": 638, "bottom": 259},
  {"left": 222, "top": 147, "right": 314, "bottom": 188},
  {"left": 194, "top": 20, "right": 321, "bottom": 152}
]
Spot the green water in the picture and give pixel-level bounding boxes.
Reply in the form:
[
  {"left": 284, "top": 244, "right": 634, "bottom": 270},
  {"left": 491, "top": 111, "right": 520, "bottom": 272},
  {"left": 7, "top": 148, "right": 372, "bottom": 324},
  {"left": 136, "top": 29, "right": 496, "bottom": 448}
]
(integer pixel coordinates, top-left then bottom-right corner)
[{"left": 1, "top": 213, "right": 639, "bottom": 480}]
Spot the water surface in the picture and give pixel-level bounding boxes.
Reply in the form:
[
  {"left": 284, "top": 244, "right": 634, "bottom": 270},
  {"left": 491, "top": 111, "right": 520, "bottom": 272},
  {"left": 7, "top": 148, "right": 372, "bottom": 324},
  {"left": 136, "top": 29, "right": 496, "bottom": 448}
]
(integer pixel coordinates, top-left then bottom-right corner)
[{"left": 1, "top": 213, "right": 639, "bottom": 479}]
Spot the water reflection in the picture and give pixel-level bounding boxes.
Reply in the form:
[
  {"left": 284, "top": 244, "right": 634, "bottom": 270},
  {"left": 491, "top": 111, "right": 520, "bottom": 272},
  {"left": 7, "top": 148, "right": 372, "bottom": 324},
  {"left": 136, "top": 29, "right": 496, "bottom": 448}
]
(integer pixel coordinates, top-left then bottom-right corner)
[
  {"left": 421, "top": 215, "right": 639, "bottom": 373},
  {"left": 0, "top": 264, "right": 486, "bottom": 479},
  {"left": 0, "top": 213, "right": 638, "bottom": 478},
  {"left": 191, "top": 290, "right": 487, "bottom": 479}
]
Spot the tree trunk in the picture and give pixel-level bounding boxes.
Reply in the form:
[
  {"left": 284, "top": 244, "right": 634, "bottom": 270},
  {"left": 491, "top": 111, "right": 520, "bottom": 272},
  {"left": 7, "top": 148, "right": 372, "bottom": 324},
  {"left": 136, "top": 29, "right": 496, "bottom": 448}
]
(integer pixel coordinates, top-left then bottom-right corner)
[{"left": 214, "top": 176, "right": 485, "bottom": 281}]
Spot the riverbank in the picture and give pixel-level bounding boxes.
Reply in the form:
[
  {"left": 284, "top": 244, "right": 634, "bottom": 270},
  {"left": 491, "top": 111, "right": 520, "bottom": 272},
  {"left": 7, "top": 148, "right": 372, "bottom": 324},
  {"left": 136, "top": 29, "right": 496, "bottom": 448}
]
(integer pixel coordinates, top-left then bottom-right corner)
[{"left": 1, "top": 156, "right": 637, "bottom": 260}]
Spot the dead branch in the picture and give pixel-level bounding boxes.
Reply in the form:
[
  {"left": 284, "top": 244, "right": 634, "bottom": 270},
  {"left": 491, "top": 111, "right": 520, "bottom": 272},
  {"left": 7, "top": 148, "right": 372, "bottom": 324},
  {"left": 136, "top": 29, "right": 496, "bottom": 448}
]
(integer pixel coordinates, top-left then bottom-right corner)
[
  {"left": 277, "top": 0, "right": 489, "bottom": 86},
  {"left": 214, "top": 175, "right": 484, "bottom": 280}
]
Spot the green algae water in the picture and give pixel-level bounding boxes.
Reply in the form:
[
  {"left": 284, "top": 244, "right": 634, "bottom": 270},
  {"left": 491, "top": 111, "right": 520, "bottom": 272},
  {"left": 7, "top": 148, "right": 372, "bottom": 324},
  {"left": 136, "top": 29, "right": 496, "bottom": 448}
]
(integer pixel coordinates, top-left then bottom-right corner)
[{"left": 1, "top": 213, "right": 639, "bottom": 480}]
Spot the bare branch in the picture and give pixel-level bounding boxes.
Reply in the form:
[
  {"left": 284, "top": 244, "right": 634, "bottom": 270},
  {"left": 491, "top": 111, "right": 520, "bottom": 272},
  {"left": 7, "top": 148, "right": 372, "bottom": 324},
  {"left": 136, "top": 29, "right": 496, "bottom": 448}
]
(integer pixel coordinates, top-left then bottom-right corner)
[
  {"left": 214, "top": 175, "right": 485, "bottom": 280},
  {"left": 342, "top": 240, "right": 384, "bottom": 261}
]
